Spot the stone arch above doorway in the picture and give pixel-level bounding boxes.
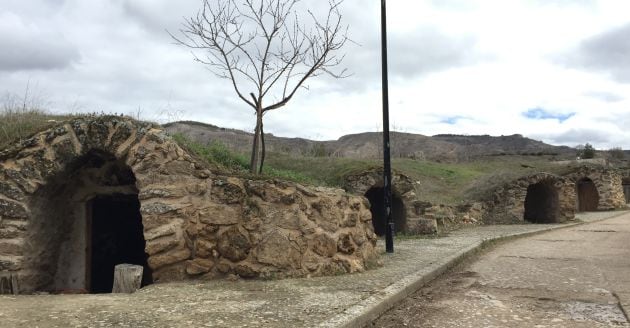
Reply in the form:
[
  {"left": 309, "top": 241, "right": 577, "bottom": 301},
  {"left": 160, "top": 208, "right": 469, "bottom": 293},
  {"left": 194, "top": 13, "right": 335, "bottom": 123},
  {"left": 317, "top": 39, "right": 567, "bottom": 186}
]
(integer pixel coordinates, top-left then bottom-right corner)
[
  {"left": 363, "top": 187, "right": 407, "bottom": 236},
  {"left": 23, "top": 148, "right": 153, "bottom": 293},
  {"left": 343, "top": 169, "right": 418, "bottom": 234},
  {"left": 484, "top": 172, "right": 575, "bottom": 224},
  {"left": 564, "top": 166, "right": 625, "bottom": 211},
  {"left": 524, "top": 179, "right": 560, "bottom": 223},
  {"left": 576, "top": 177, "right": 599, "bottom": 212},
  {"left": 0, "top": 117, "right": 380, "bottom": 294}
]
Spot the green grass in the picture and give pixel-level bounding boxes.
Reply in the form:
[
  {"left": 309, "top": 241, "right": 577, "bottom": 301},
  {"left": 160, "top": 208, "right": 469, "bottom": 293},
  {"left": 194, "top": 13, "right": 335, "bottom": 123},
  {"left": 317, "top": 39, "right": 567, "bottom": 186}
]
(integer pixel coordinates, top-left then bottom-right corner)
[
  {"left": 0, "top": 98, "right": 589, "bottom": 207},
  {"left": 264, "top": 153, "right": 379, "bottom": 186},
  {"left": 265, "top": 153, "right": 576, "bottom": 204},
  {"left": 172, "top": 133, "right": 250, "bottom": 171},
  {"left": 171, "top": 134, "right": 317, "bottom": 185}
]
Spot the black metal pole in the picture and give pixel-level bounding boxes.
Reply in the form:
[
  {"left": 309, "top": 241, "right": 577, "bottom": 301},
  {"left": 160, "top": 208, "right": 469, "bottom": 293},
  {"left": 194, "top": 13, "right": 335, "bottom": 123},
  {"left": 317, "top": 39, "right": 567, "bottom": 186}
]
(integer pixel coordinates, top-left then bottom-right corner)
[{"left": 381, "top": 0, "right": 394, "bottom": 253}]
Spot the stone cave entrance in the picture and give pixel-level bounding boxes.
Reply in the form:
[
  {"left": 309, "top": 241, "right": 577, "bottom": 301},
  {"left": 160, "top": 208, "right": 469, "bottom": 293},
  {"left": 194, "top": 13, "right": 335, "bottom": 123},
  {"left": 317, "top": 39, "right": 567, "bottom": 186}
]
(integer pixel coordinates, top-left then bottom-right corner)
[
  {"left": 364, "top": 187, "right": 406, "bottom": 236},
  {"left": 26, "top": 150, "right": 152, "bottom": 293},
  {"left": 576, "top": 178, "right": 599, "bottom": 212},
  {"left": 523, "top": 181, "right": 560, "bottom": 223},
  {"left": 89, "top": 194, "right": 152, "bottom": 293}
]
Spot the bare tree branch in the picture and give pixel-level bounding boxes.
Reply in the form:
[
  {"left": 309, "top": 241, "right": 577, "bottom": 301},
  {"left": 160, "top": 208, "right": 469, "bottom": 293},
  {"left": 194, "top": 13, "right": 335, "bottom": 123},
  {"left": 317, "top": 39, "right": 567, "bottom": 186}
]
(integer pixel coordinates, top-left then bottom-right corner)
[{"left": 171, "top": 0, "right": 349, "bottom": 173}]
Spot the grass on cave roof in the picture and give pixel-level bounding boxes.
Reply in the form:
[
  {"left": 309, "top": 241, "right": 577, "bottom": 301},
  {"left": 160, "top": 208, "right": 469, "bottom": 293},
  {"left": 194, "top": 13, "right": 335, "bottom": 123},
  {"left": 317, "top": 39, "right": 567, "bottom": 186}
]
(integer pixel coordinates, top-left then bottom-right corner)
[{"left": 0, "top": 104, "right": 579, "bottom": 206}]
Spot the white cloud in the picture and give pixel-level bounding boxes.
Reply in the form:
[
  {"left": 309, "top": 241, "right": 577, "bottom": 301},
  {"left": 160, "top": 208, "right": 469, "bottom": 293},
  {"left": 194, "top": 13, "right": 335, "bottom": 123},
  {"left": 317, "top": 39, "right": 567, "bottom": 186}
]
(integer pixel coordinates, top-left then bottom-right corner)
[{"left": 1, "top": 0, "right": 630, "bottom": 149}]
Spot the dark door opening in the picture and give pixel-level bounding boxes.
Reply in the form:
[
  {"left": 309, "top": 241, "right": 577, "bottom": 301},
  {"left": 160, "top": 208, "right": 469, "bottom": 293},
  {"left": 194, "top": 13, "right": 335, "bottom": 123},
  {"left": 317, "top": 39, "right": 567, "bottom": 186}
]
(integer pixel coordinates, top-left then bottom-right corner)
[
  {"left": 576, "top": 178, "right": 599, "bottom": 212},
  {"left": 623, "top": 178, "right": 630, "bottom": 204},
  {"left": 524, "top": 181, "right": 559, "bottom": 223},
  {"left": 89, "top": 194, "right": 152, "bottom": 293},
  {"left": 364, "top": 187, "right": 407, "bottom": 236}
]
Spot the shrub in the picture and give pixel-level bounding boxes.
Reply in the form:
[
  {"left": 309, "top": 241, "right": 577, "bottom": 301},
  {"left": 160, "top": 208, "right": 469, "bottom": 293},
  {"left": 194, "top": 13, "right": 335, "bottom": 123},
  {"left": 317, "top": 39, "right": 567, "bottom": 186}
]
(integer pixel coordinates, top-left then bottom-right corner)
[
  {"left": 576, "top": 143, "right": 596, "bottom": 159},
  {"left": 608, "top": 147, "right": 625, "bottom": 160}
]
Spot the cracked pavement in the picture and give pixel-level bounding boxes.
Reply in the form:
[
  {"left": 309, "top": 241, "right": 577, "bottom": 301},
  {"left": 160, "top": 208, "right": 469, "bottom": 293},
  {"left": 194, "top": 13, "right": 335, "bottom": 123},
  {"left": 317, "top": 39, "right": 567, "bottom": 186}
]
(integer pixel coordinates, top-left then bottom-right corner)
[{"left": 372, "top": 211, "right": 630, "bottom": 327}]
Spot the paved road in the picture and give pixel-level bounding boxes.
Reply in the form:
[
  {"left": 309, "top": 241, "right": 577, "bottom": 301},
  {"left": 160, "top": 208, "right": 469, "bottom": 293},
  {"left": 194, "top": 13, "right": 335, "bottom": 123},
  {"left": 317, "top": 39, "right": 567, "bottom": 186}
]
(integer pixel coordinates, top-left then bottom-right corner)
[{"left": 372, "top": 212, "right": 630, "bottom": 328}]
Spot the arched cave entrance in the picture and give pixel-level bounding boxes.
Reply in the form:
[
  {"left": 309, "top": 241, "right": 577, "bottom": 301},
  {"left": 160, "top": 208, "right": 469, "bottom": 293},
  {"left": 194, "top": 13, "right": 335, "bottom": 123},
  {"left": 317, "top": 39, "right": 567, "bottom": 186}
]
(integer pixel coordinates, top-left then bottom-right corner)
[
  {"left": 364, "top": 187, "right": 406, "bottom": 236},
  {"left": 576, "top": 177, "right": 599, "bottom": 212},
  {"left": 523, "top": 181, "right": 560, "bottom": 223},
  {"left": 623, "top": 178, "right": 630, "bottom": 204},
  {"left": 26, "top": 150, "right": 152, "bottom": 293}
]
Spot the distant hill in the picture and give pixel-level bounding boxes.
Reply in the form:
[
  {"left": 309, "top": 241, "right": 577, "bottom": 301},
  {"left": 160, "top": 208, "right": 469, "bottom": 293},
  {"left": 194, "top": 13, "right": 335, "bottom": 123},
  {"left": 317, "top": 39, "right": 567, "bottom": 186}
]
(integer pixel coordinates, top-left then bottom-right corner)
[{"left": 163, "top": 121, "right": 577, "bottom": 163}]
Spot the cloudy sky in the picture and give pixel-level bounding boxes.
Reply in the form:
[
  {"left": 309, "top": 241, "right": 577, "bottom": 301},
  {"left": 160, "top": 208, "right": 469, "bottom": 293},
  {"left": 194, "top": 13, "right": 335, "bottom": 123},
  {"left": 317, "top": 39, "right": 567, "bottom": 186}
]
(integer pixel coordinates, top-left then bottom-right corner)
[{"left": 2, "top": 0, "right": 630, "bottom": 149}]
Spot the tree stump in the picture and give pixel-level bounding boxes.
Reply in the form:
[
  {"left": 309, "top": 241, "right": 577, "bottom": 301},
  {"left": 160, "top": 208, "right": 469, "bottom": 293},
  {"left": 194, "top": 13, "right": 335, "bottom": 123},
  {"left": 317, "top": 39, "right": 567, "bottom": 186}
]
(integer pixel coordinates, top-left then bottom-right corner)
[
  {"left": 0, "top": 273, "right": 19, "bottom": 295},
  {"left": 112, "top": 264, "right": 143, "bottom": 293}
]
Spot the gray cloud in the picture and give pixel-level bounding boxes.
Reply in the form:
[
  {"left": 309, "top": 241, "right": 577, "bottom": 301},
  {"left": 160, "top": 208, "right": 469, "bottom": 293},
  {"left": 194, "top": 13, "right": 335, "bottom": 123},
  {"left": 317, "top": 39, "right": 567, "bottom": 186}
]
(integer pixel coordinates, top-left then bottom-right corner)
[
  {"left": 535, "top": 128, "right": 611, "bottom": 146},
  {"left": 389, "top": 28, "right": 480, "bottom": 79},
  {"left": 122, "top": 0, "right": 200, "bottom": 38},
  {"left": 558, "top": 22, "right": 630, "bottom": 82},
  {"left": 121, "top": 0, "right": 482, "bottom": 96},
  {"left": 0, "top": 11, "right": 80, "bottom": 71},
  {"left": 324, "top": 25, "right": 483, "bottom": 93}
]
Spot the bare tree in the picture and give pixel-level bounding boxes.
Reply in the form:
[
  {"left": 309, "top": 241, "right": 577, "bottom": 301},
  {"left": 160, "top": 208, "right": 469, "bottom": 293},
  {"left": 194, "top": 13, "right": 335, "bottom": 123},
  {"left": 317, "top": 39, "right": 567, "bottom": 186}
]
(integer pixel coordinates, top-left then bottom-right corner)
[{"left": 171, "top": 0, "right": 349, "bottom": 174}]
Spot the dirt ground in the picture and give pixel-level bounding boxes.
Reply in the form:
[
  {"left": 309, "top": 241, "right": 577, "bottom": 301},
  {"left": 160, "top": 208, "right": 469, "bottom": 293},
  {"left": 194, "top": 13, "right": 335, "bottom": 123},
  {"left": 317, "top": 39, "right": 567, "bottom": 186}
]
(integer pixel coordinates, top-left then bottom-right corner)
[{"left": 371, "top": 213, "right": 630, "bottom": 328}]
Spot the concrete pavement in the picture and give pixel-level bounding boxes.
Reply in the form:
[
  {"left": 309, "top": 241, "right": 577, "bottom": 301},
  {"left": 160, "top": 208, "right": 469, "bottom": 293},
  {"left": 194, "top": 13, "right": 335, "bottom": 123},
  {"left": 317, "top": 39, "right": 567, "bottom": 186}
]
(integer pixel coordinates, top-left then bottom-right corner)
[
  {"left": 0, "top": 211, "right": 626, "bottom": 327},
  {"left": 373, "top": 210, "right": 630, "bottom": 327}
]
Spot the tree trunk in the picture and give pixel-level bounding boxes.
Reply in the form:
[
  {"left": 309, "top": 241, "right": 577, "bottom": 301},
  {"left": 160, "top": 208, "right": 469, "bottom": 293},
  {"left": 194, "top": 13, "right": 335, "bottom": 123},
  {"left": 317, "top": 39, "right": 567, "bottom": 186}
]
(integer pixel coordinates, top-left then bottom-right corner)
[
  {"left": 249, "top": 109, "right": 264, "bottom": 174},
  {"left": 112, "top": 264, "right": 143, "bottom": 293},
  {"left": 0, "top": 273, "right": 19, "bottom": 295},
  {"left": 259, "top": 118, "right": 265, "bottom": 174}
]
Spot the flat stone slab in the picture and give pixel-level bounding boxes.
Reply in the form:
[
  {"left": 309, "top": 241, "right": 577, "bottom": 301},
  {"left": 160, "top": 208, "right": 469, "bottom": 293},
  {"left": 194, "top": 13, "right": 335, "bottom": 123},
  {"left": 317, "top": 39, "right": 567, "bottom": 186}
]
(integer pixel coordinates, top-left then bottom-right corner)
[{"left": 0, "top": 211, "right": 625, "bottom": 328}]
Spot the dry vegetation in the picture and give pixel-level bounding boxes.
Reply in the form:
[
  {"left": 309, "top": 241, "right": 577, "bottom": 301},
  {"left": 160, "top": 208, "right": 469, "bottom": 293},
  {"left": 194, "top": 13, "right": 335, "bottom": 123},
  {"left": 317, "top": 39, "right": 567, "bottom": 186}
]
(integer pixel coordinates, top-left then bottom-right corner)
[{"left": 0, "top": 93, "right": 77, "bottom": 149}]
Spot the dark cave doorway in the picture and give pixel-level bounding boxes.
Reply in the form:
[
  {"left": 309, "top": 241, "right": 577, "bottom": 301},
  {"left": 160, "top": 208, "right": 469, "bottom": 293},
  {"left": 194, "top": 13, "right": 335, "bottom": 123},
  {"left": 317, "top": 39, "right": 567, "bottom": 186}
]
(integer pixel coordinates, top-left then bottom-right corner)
[
  {"left": 576, "top": 178, "right": 599, "bottom": 212},
  {"left": 524, "top": 181, "right": 560, "bottom": 223},
  {"left": 364, "top": 187, "right": 407, "bottom": 236},
  {"left": 88, "top": 194, "right": 152, "bottom": 293},
  {"left": 26, "top": 149, "right": 154, "bottom": 294}
]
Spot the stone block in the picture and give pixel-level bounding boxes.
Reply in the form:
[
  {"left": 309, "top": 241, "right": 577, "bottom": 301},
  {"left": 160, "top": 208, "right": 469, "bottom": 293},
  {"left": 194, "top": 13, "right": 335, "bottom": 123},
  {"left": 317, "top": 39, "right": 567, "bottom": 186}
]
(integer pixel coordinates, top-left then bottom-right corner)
[
  {"left": 408, "top": 217, "right": 438, "bottom": 235},
  {"left": 185, "top": 258, "right": 214, "bottom": 275},
  {"left": 148, "top": 248, "right": 191, "bottom": 270},
  {"left": 145, "top": 236, "right": 180, "bottom": 255},
  {"left": 337, "top": 233, "right": 357, "bottom": 254},
  {"left": 0, "top": 239, "right": 24, "bottom": 256},
  {"left": 310, "top": 232, "right": 337, "bottom": 258},
  {"left": 255, "top": 230, "right": 302, "bottom": 269},
  {"left": 144, "top": 223, "right": 178, "bottom": 241},
  {"left": 199, "top": 204, "right": 241, "bottom": 226},
  {"left": 0, "top": 199, "right": 27, "bottom": 219},
  {"left": 0, "top": 182, "right": 24, "bottom": 201},
  {"left": 217, "top": 226, "right": 251, "bottom": 262}
]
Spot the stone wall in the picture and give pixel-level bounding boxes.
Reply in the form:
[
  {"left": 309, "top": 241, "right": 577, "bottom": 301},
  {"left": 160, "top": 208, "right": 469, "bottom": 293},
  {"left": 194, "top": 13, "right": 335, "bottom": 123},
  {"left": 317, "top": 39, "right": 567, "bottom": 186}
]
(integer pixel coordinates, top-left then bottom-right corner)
[
  {"left": 483, "top": 172, "right": 576, "bottom": 224},
  {"left": 0, "top": 117, "right": 379, "bottom": 293},
  {"left": 344, "top": 170, "right": 484, "bottom": 234},
  {"left": 565, "top": 166, "right": 626, "bottom": 210},
  {"left": 413, "top": 202, "right": 485, "bottom": 232}
]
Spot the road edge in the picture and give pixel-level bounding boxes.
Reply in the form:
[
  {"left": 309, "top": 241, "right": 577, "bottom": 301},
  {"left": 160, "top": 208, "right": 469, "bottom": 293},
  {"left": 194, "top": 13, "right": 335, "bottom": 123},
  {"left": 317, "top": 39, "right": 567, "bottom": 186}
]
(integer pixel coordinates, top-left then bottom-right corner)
[{"left": 326, "top": 211, "right": 629, "bottom": 328}]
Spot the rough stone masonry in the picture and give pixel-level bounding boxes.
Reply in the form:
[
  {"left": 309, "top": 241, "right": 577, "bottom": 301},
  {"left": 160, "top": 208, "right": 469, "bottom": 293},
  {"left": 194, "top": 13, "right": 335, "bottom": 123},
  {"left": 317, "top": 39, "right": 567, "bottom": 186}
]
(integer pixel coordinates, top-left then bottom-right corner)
[{"left": 0, "top": 117, "right": 379, "bottom": 293}]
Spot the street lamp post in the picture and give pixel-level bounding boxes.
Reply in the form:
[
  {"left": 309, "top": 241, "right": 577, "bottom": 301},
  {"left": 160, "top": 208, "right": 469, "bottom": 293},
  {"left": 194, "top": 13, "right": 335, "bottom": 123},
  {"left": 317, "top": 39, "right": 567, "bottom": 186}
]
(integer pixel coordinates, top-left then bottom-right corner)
[{"left": 381, "top": 0, "right": 394, "bottom": 253}]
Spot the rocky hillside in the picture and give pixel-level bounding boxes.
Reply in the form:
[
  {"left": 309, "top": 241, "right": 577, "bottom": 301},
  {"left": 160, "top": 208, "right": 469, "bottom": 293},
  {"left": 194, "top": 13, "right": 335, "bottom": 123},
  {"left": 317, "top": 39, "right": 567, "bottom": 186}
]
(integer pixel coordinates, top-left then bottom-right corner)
[{"left": 164, "top": 121, "right": 577, "bottom": 163}]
